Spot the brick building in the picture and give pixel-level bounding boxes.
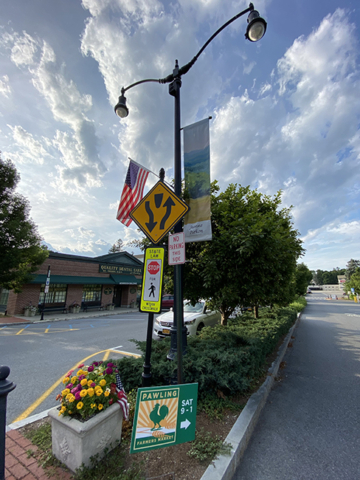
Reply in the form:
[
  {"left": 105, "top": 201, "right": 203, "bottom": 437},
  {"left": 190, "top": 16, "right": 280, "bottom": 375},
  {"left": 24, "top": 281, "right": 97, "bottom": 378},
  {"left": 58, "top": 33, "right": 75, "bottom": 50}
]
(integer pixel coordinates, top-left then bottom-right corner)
[{"left": 5, "top": 251, "right": 143, "bottom": 315}]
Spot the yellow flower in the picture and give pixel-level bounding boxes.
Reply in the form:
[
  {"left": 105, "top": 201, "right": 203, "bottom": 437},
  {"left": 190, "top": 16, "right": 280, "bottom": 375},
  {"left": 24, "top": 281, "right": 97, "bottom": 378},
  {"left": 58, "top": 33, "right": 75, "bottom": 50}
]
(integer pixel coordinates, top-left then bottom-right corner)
[
  {"left": 71, "top": 376, "right": 77, "bottom": 384},
  {"left": 88, "top": 388, "right": 94, "bottom": 397},
  {"left": 77, "top": 402, "right": 84, "bottom": 410},
  {"left": 98, "top": 404, "right": 103, "bottom": 410},
  {"left": 91, "top": 403, "right": 97, "bottom": 409},
  {"left": 66, "top": 393, "right": 73, "bottom": 401},
  {"left": 68, "top": 394, "right": 75, "bottom": 403},
  {"left": 87, "top": 379, "right": 93, "bottom": 387},
  {"left": 100, "top": 379, "right": 106, "bottom": 387},
  {"left": 77, "top": 370, "right": 83, "bottom": 376},
  {"left": 80, "top": 389, "right": 87, "bottom": 398},
  {"left": 104, "top": 391, "right": 110, "bottom": 397},
  {"left": 62, "top": 388, "right": 70, "bottom": 397},
  {"left": 80, "top": 379, "right": 88, "bottom": 386},
  {"left": 96, "top": 388, "right": 103, "bottom": 396},
  {"left": 62, "top": 377, "right": 70, "bottom": 384}
]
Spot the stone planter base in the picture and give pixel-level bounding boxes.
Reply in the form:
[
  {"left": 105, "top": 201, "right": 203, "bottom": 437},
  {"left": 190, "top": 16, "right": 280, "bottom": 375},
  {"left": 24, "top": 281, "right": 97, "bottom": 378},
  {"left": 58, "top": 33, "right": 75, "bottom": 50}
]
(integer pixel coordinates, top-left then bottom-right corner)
[
  {"left": 69, "top": 307, "right": 80, "bottom": 314},
  {"left": 106, "top": 305, "right": 114, "bottom": 311},
  {"left": 49, "top": 403, "right": 123, "bottom": 472}
]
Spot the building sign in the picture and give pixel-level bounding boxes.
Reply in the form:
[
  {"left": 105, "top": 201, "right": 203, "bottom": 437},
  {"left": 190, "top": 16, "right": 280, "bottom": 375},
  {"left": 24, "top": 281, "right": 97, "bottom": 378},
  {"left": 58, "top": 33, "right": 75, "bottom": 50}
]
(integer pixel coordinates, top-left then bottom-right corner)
[
  {"left": 130, "top": 383, "right": 198, "bottom": 454},
  {"left": 140, "top": 247, "right": 165, "bottom": 313},
  {"left": 99, "top": 264, "right": 142, "bottom": 276},
  {"left": 130, "top": 181, "right": 190, "bottom": 244}
]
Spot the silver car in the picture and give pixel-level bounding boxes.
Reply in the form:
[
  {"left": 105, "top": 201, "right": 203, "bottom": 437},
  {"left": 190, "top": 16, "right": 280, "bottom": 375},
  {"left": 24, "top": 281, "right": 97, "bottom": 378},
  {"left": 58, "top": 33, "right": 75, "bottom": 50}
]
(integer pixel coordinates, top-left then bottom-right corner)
[{"left": 153, "top": 300, "right": 221, "bottom": 337}]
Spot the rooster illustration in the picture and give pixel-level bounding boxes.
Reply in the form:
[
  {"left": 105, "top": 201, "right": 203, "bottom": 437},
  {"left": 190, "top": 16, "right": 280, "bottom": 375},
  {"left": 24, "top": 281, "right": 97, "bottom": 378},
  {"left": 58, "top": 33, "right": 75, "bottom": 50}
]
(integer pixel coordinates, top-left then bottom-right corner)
[{"left": 149, "top": 403, "right": 169, "bottom": 431}]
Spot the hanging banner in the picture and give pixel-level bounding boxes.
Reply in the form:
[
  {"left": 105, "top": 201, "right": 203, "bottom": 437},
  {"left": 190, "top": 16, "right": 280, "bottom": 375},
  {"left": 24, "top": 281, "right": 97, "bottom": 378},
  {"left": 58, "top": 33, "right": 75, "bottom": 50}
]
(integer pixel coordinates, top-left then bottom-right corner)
[{"left": 183, "top": 118, "right": 212, "bottom": 243}]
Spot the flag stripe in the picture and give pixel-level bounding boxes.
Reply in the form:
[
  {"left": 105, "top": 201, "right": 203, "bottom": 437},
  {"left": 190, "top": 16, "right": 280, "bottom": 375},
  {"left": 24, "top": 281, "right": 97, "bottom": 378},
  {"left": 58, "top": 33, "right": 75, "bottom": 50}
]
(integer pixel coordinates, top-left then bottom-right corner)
[{"left": 116, "top": 161, "right": 149, "bottom": 226}]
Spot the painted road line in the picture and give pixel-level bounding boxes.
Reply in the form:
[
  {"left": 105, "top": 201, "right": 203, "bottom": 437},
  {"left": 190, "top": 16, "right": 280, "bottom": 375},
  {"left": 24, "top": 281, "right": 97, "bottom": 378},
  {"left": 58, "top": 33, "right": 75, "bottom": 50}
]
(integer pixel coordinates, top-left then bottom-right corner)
[
  {"left": 44, "top": 324, "right": 51, "bottom": 333},
  {"left": 102, "top": 350, "right": 110, "bottom": 361},
  {"left": 108, "top": 349, "right": 141, "bottom": 358},
  {"left": 109, "top": 345, "right": 123, "bottom": 350},
  {"left": 15, "top": 324, "right": 30, "bottom": 335},
  {"left": 13, "top": 349, "right": 140, "bottom": 423}
]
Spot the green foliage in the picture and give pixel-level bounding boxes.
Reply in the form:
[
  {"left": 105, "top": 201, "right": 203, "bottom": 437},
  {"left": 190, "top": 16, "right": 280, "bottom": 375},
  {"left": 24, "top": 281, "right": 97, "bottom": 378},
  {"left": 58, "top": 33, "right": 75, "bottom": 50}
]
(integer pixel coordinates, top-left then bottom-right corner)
[
  {"left": 116, "top": 307, "right": 298, "bottom": 400},
  {"left": 289, "top": 295, "right": 307, "bottom": 312},
  {"left": 187, "top": 428, "right": 232, "bottom": 463},
  {"left": 294, "top": 263, "right": 313, "bottom": 295},
  {"left": 0, "top": 154, "right": 48, "bottom": 292},
  {"left": 312, "top": 267, "right": 346, "bottom": 285},
  {"left": 23, "top": 422, "right": 61, "bottom": 470},
  {"left": 344, "top": 267, "right": 360, "bottom": 294},
  {"left": 346, "top": 259, "right": 360, "bottom": 282},
  {"left": 183, "top": 182, "right": 303, "bottom": 324}
]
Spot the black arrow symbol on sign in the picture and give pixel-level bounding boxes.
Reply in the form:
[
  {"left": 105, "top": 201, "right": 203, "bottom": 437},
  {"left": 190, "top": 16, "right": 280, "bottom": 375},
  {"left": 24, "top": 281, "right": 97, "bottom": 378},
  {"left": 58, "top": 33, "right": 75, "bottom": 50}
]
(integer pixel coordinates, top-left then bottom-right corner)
[
  {"left": 145, "top": 201, "right": 157, "bottom": 232},
  {"left": 160, "top": 196, "right": 176, "bottom": 229}
]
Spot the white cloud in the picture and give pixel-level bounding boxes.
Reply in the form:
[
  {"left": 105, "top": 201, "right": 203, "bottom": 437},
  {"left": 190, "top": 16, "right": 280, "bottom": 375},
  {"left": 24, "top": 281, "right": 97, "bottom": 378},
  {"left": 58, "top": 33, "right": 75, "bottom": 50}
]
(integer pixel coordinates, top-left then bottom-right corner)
[
  {"left": 7, "top": 125, "right": 50, "bottom": 164},
  {"left": 0, "top": 75, "right": 11, "bottom": 97}
]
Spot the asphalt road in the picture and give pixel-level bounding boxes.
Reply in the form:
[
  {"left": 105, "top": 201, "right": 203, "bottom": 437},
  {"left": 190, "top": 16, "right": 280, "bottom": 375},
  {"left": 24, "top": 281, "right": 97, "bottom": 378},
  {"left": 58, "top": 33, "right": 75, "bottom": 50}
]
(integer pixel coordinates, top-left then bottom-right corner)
[
  {"left": 233, "top": 293, "right": 360, "bottom": 480},
  {"left": 1, "top": 312, "right": 164, "bottom": 425}
]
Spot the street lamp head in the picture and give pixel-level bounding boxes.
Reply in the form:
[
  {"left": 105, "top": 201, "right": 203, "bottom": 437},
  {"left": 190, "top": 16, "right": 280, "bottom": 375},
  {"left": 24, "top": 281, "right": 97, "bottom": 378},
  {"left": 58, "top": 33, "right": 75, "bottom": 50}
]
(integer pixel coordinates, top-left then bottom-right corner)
[
  {"left": 245, "top": 10, "right": 267, "bottom": 42},
  {"left": 114, "top": 92, "right": 129, "bottom": 118}
]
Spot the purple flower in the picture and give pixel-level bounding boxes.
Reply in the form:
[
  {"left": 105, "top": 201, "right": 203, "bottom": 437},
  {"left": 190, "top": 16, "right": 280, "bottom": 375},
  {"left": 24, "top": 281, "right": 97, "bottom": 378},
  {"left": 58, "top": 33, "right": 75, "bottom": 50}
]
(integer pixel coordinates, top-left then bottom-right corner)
[
  {"left": 87, "top": 365, "right": 94, "bottom": 372},
  {"left": 107, "top": 363, "right": 114, "bottom": 367},
  {"left": 78, "top": 375, "right": 85, "bottom": 381},
  {"left": 99, "top": 361, "right": 103, "bottom": 365},
  {"left": 75, "top": 392, "right": 81, "bottom": 401},
  {"left": 92, "top": 361, "right": 98, "bottom": 366},
  {"left": 91, "top": 382, "right": 96, "bottom": 388},
  {"left": 106, "top": 367, "right": 113, "bottom": 374},
  {"left": 66, "top": 384, "right": 73, "bottom": 389}
]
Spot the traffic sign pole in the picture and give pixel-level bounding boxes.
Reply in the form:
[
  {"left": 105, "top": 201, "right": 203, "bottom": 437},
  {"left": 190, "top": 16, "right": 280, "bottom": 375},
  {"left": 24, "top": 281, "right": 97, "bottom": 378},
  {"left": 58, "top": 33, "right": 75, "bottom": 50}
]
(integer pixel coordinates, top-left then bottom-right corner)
[{"left": 142, "top": 312, "right": 154, "bottom": 387}]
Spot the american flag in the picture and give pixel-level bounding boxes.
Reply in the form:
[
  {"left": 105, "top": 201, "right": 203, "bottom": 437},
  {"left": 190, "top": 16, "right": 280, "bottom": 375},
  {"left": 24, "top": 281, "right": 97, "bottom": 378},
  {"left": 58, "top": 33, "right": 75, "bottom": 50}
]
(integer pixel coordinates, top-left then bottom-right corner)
[
  {"left": 116, "top": 159, "right": 149, "bottom": 227},
  {"left": 116, "top": 372, "right": 129, "bottom": 420}
]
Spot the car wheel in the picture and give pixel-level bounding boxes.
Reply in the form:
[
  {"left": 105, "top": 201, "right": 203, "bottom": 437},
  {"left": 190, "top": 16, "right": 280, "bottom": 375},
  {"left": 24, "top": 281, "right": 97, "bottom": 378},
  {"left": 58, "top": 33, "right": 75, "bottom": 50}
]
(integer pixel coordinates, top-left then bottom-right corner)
[{"left": 196, "top": 323, "right": 204, "bottom": 334}]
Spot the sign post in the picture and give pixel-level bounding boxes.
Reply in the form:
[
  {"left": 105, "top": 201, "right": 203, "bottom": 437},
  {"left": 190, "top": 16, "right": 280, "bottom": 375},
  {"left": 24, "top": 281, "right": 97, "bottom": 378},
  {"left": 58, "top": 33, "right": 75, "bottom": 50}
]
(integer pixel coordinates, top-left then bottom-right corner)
[
  {"left": 140, "top": 247, "right": 165, "bottom": 386},
  {"left": 40, "top": 266, "right": 51, "bottom": 320},
  {"left": 130, "top": 383, "right": 198, "bottom": 454}
]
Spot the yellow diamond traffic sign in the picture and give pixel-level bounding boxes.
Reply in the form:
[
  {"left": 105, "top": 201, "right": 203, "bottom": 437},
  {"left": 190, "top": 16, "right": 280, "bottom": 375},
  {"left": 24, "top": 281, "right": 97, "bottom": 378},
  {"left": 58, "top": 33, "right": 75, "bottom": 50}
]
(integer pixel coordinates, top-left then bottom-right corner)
[{"left": 130, "top": 181, "right": 190, "bottom": 244}]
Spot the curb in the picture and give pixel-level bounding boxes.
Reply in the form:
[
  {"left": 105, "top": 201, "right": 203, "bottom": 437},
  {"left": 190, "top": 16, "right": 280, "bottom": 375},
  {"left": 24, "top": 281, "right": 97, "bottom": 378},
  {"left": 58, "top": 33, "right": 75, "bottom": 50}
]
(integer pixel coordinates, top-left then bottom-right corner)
[{"left": 200, "top": 312, "right": 301, "bottom": 480}]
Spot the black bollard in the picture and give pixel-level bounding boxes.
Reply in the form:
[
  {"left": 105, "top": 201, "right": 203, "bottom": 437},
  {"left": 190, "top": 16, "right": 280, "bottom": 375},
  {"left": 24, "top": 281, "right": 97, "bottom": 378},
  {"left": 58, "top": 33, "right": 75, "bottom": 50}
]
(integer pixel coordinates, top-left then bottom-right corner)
[{"left": 0, "top": 366, "right": 16, "bottom": 480}]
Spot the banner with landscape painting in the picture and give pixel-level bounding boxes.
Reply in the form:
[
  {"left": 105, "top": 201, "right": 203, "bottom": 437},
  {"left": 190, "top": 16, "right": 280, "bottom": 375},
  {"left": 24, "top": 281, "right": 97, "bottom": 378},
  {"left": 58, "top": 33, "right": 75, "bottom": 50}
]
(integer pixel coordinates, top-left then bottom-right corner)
[{"left": 183, "top": 118, "right": 212, "bottom": 243}]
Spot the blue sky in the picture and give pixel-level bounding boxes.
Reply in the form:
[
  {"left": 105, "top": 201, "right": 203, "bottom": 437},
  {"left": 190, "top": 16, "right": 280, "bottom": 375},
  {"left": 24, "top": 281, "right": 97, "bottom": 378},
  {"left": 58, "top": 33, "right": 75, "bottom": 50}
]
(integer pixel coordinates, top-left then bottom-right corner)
[{"left": 1, "top": 0, "right": 359, "bottom": 271}]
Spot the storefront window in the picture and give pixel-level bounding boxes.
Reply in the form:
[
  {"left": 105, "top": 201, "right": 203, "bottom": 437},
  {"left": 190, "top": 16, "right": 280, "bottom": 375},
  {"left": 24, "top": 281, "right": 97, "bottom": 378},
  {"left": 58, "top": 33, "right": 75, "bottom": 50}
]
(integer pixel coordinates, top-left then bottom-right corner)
[
  {"left": 39, "top": 284, "right": 67, "bottom": 304},
  {"left": 82, "top": 285, "right": 102, "bottom": 302}
]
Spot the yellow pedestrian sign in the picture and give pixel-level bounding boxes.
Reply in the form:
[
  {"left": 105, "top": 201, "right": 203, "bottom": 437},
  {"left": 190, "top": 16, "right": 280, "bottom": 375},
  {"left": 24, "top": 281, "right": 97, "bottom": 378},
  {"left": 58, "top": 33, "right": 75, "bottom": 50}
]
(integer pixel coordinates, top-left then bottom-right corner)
[{"left": 130, "top": 181, "right": 190, "bottom": 244}]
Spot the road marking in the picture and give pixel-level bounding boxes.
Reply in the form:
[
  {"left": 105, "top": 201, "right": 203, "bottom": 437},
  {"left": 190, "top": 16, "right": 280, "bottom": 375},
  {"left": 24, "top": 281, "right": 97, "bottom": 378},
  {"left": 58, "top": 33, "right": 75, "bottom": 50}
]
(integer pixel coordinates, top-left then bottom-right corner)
[
  {"left": 102, "top": 350, "right": 110, "bottom": 361},
  {"left": 109, "top": 345, "right": 123, "bottom": 350},
  {"left": 16, "top": 324, "right": 30, "bottom": 335},
  {"left": 108, "top": 349, "right": 141, "bottom": 357},
  {"left": 345, "top": 313, "right": 360, "bottom": 317},
  {"left": 44, "top": 324, "right": 51, "bottom": 333},
  {"left": 13, "top": 348, "right": 141, "bottom": 423}
]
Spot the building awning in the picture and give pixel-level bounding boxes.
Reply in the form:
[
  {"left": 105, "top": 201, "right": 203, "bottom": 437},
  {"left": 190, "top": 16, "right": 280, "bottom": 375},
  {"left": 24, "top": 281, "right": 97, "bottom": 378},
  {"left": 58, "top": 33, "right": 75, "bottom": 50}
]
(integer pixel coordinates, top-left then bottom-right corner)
[
  {"left": 30, "top": 275, "right": 115, "bottom": 285},
  {"left": 110, "top": 275, "right": 142, "bottom": 285}
]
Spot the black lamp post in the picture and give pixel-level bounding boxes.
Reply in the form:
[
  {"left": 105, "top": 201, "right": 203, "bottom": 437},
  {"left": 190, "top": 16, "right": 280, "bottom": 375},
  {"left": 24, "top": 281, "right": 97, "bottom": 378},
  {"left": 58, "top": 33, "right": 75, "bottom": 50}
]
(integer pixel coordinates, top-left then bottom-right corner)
[{"left": 114, "top": 3, "right": 266, "bottom": 383}]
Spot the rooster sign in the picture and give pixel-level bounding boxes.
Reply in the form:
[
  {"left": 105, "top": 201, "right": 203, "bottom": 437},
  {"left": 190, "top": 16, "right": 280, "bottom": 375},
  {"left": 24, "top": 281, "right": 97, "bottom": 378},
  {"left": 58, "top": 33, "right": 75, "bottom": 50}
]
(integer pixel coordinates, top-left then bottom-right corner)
[{"left": 150, "top": 403, "right": 169, "bottom": 430}]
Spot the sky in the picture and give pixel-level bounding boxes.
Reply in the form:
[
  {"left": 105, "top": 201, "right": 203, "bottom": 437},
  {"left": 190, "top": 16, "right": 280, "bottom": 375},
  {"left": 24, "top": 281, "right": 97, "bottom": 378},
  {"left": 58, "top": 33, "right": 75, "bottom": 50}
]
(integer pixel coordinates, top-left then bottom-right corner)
[{"left": 0, "top": 0, "right": 359, "bottom": 271}]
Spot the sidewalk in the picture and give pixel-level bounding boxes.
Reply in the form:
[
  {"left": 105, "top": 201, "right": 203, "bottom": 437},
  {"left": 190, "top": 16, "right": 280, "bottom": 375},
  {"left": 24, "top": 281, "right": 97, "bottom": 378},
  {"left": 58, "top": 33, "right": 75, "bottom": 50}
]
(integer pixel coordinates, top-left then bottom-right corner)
[{"left": 0, "top": 306, "right": 138, "bottom": 326}]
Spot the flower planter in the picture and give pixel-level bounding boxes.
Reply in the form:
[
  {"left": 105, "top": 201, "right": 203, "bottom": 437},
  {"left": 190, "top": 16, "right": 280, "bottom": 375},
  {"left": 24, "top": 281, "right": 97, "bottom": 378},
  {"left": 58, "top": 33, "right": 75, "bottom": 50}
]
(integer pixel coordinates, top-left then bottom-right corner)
[
  {"left": 106, "top": 305, "right": 115, "bottom": 311},
  {"left": 49, "top": 403, "right": 123, "bottom": 473},
  {"left": 24, "top": 308, "right": 36, "bottom": 317},
  {"left": 69, "top": 306, "right": 80, "bottom": 314}
]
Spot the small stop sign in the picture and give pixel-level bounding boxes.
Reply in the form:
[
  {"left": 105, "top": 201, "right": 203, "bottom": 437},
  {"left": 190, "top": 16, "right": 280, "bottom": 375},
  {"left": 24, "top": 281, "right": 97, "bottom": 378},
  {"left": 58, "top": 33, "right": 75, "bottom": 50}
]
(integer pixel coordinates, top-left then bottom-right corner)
[{"left": 148, "top": 261, "right": 160, "bottom": 275}]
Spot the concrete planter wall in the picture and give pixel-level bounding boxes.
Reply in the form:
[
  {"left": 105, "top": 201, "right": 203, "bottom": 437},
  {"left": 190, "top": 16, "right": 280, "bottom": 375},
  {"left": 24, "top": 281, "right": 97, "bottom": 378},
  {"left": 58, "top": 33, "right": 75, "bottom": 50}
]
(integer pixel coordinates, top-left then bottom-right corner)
[
  {"left": 48, "top": 403, "right": 123, "bottom": 473},
  {"left": 106, "top": 305, "right": 115, "bottom": 310},
  {"left": 69, "top": 306, "right": 80, "bottom": 313},
  {"left": 24, "top": 308, "right": 36, "bottom": 317}
]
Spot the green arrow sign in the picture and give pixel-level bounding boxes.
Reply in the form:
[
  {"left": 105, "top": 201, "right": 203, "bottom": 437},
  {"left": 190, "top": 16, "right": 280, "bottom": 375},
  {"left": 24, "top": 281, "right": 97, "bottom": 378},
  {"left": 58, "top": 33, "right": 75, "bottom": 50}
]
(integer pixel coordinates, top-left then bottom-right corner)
[{"left": 130, "top": 383, "right": 198, "bottom": 454}]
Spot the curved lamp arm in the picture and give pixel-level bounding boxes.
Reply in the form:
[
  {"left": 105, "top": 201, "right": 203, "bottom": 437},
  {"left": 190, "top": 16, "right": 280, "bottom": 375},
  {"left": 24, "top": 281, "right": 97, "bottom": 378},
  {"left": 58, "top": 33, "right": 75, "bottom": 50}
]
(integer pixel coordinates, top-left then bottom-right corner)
[{"left": 115, "top": 2, "right": 266, "bottom": 116}]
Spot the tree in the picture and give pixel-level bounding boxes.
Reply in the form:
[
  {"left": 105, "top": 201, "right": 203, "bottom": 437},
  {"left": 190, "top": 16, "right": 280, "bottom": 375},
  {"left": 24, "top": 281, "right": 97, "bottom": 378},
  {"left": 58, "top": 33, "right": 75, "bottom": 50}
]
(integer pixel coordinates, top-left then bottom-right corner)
[
  {"left": 294, "top": 263, "right": 313, "bottom": 295},
  {"left": 0, "top": 154, "right": 48, "bottom": 292},
  {"left": 344, "top": 267, "right": 360, "bottom": 295},
  {"left": 346, "top": 259, "right": 360, "bottom": 281},
  {"left": 108, "top": 238, "right": 124, "bottom": 253},
  {"left": 183, "top": 182, "right": 304, "bottom": 324}
]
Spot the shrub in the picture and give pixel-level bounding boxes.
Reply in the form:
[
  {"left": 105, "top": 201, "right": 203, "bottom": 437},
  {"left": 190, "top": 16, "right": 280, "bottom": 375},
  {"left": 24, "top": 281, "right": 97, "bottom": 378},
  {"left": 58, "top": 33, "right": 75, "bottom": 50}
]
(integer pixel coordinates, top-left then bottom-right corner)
[{"left": 115, "top": 306, "right": 298, "bottom": 401}]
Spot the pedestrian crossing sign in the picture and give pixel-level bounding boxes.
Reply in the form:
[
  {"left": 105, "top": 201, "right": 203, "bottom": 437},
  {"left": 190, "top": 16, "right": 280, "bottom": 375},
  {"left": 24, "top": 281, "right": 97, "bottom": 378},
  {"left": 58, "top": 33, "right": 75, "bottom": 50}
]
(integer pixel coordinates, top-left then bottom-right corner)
[{"left": 140, "top": 247, "right": 165, "bottom": 313}]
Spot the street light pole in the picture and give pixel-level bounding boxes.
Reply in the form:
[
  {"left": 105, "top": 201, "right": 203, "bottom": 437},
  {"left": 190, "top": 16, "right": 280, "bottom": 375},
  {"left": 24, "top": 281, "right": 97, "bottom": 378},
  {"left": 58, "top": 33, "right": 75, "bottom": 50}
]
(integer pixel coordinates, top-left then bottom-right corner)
[{"left": 114, "top": 3, "right": 267, "bottom": 381}]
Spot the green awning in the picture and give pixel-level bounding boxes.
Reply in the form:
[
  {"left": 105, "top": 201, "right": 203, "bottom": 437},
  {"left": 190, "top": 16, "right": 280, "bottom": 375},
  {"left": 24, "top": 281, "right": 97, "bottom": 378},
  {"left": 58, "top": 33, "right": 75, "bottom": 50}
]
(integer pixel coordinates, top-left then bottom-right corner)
[
  {"left": 30, "top": 275, "right": 115, "bottom": 285},
  {"left": 110, "top": 274, "right": 142, "bottom": 285}
]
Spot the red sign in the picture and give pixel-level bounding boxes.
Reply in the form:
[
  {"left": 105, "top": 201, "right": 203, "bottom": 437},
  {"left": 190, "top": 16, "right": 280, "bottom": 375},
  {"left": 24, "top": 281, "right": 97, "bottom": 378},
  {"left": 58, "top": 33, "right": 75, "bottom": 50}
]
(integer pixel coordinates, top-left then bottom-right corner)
[{"left": 147, "top": 261, "right": 160, "bottom": 275}]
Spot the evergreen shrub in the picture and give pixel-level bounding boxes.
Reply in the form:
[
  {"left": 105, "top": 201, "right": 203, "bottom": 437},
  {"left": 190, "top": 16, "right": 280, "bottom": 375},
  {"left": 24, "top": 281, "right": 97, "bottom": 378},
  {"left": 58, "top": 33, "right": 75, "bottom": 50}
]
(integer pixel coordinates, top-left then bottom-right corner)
[{"left": 115, "top": 306, "right": 298, "bottom": 400}]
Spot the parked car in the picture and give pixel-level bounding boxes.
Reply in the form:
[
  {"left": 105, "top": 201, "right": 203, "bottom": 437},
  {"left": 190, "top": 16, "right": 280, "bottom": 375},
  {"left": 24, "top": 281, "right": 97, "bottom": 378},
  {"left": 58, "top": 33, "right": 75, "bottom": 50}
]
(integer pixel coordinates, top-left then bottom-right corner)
[
  {"left": 154, "top": 300, "right": 221, "bottom": 337},
  {"left": 161, "top": 294, "right": 174, "bottom": 309},
  {"left": 306, "top": 290, "right": 312, "bottom": 294}
]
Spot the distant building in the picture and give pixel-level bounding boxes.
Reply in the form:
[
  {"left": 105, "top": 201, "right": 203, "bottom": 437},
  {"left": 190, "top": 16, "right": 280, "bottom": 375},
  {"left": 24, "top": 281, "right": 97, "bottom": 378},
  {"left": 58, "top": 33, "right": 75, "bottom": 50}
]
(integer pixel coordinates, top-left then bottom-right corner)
[{"left": 5, "top": 250, "right": 143, "bottom": 316}]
